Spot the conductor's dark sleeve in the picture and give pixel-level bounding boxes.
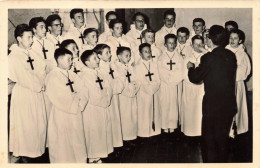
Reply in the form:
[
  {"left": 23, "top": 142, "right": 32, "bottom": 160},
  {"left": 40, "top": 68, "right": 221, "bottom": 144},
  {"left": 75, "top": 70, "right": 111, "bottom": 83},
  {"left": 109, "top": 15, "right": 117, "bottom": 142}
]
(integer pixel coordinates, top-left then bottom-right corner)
[{"left": 188, "top": 53, "right": 209, "bottom": 84}]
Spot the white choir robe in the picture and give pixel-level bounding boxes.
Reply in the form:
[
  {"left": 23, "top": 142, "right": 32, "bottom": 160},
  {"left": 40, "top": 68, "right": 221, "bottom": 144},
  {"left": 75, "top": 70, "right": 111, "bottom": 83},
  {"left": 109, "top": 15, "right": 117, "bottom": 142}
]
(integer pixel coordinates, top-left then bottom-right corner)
[
  {"left": 46, "top": 32, "right": 64, "bottom": 50},
  {"left": 181, "top": 50, "right": 204, "bottom": 136},
  {"left": 45, "top": 67, "right": 88, "bottom": 163},
  {"left": 72, "top": 57, "right": 85, "bottom": 76},
  {"left": 104, "top": 35, "right": 131, "bottom": 63},
  {"left": 125, "top": 24, "right": 147, "bottom": 48},
  {"left": 8, "top": 45, "right": 47, "bottom": 158},
  {"left": 158, "top": 49, "right": 184, "bottom": 130},
  {"left": 99, "top": 60, "right": 124, "bottom": 147},
  {"left": 80, "top": 67, "right": 114, "bottom": 158},
  {"left": 155, "top": 25, "right": 177, "bottom": 50},
  {"left": 98, "top": 30, "right": 112, "bottom": 44},
  {"left": 63, "top": 23, "right": 87, "bottom": 50},
  {"left": 226, "top": 44, "right": 251, "bottom": 137},
  {"left": 135, "top": 59, "right": 161, "bottom": 137},
  {"left": 80, "top": 43, "right": 96, "bottom": 56},
  {"left": 176, "top": 42, "right": 193, "bottom": 59},
  {"left": 114, "top": 61, "right": 140, "bottom": 140}
]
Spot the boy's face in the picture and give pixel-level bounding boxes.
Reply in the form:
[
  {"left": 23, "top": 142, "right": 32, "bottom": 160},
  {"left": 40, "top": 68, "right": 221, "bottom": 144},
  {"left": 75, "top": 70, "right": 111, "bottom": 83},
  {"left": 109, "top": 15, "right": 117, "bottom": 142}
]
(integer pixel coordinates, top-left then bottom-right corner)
[
  {"left": 134, "top": 15, "right": 145, "bottom": 31},
  {"left": 85, "top": 31, "right": 98, "bottom": 46},
  {"left": 226, "top": 25, "right": 235, "bottom": 32},
  {"left": 33, "top": 21, "right": 47, "bottom": 39},
  {"left": 112, "top": 23, "right": 123, "bottom": 38},
  {"left": 65, "top": 43, "right": 79, "bottom": 59},
  {"left": 177, "top": 32, "right": 189, "bottom": 44},
  {"left": 49, "top": 19, "right": 62, "bottom": 37},
  {"left": 165, "top": 38, "right": 177, "bottom": 52},
  {"left": 58, "top": 54, "right": 73, "bottom": 70},
  {"left": 17, "top": 31, "right": 34, "bottom": 49},
  {"left": 193, "top": 22, "right": 205, "bottom": 35},
  {"left": 140, "top": 46, "right": 152, "bottom": 61},
  {"left": 192, "top": 39, "right": 204, "bottom": 53},
  {"left": 118, "top": 50, "right": 131, "bottom": 64},
  {"left": 106, "top": 14, "right": 117, "bottom": 25},
  {"left": 143, "top": 32, "right": 154, "bottom": 45},
  {"left": 164, "top": 14, "right": 175, "bottom": 28},
  {"left": 72, "top": 12, "right": 84, "bottom": 28},
  {"left": 229, "top": 33, "right": 242, "bottom": 48},
  {"left": 86, "top": 52, "right": 100, "bottom": 69},
  {"left": 98, "top": 47, "right": 112, "bottom": 62}
]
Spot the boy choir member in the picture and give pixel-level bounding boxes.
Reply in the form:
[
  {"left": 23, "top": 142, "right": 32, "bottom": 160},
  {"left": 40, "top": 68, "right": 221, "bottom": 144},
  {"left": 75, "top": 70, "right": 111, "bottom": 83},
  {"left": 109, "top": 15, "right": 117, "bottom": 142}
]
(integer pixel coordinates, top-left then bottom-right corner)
[
  {"left": 80, "top": 28, "right": 98, "bottom": 55},
  {"left": 9, "top": 24, "right": 47, "bottom": 163},
  {"left": 226, "top": 29, "right": 251, "bottom": 137},
  {"left": 95, "top": 44, "right": 124, "bottom": 155},
  {"left": 80, "top": 50, "right": 114, "bottom": 163},
  {"left": 176, "top": 27, "right": 193, "bottom": 58},
  {"left": 155, "top": 10, "right": 177, "bottom": 50},
  {"left": 181, "top": 35, "right": 206, "bottom": 137},
  {"left": 45, "top": 48, "right": 88, "bottom": 163},
  {"left": 135, "top": 43, "right": 161, "bottom": 139},
  {"left": 157, "top": 34, "right": 184, "bottom": 137}
]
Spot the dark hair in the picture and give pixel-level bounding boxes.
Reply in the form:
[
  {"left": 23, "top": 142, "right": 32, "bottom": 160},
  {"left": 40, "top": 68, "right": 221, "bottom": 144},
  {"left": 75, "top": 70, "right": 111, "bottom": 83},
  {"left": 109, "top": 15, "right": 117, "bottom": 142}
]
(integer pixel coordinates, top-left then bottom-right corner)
[
  {"left": 192, "top": 35, "right": 204, "bottom": 44},
  {"left": 133, "top": 12, "right": 146, "bottom": 21},
  {"left": 70, "top": 8, "right": 84, "bottom": 19},
  {"left": 164, "top": 34, "right": 177, "bottom": 44},
  {"left": 29, "top": 17, "right": 46, "bottom": 29},
  {"left": 164, "top": 9, "right": 176, "bottom": 20},
  {"left": 225, "top": 20, "right": 238, "bottom": 30},
  {"left": 46, "top": 14, "right": 61, "bottom": 27},
  {"left": 94, "top": 44, "right": 110, "bottom": 55},
  {"left": 60, "top": 39, "right": 78, "bottom": 49},
  {"left": 139, "top": 43, "right": 151, "bottom": 53},
  {"left": 109, "top": 19, "right": 123, "bottom": 29},
  {"left": 177, "top": 27, "right": 190, "bottom": 36},
  {"left": 14, "top": 24, "right": 32, "bottom": 40},
  {"left": 83, "top": 28, "right": 99, "bottom": 38},
  {"left": 193, "top": 18, "right": 205, "bottom": 26},
  {"left": 81, "top": 50, "right": 96, "bottom": 66},
  {"left": 105, "top": 11, "right": 118, "bottom": 21},
  {"left": 116, "top": 46, "right": 131, "bottom": 55},
  {"left": 54, "top": 48, "right": 73, "bottom": 62},
  {"left": 230, "top": 29, "right": 245, "bottom": 44},
  {"left": 141, "top": 28, "right": 155, "bottom": 37},
  {"left": 208, "top": 25, "right": 229, "bottom": 46}
]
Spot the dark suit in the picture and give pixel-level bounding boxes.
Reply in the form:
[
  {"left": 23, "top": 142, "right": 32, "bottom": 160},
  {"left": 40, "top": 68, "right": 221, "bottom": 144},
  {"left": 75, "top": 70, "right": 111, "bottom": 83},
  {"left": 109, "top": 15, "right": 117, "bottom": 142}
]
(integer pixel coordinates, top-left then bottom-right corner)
[{"left": 188, "top": 47, "right": 237, "bottom": 163}]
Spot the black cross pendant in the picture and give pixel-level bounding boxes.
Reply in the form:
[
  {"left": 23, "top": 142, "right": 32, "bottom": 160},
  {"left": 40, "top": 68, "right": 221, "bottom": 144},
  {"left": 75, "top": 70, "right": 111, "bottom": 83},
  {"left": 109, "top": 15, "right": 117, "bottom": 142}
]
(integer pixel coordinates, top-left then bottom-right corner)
[
  {"left": 73, "top": 66, "right": 80, "bottom": 74},
  {"left": 145, "top": 71, "right": 154, "bottom": 81},
  {"left": 66, "top": 78, "right": 74, "bottom": 92},
  {"left": 109, "top": 67, "right": 114, "bottom": 79},
  {"left": 79, "top": 33, "right": 85, "bottom": 44},
  {"left": 96, "top": 76, "right": 104, "bottom": 90},
  {"left": 42, "top": 47, "right": 48, "bottom": 59},
  {"left": 126, "top": 71, "right": 132, "bottom": 83},
  {"left": 137, "top": 35, "right": 142, "bottom": 44},
  {"left": 56, "top": 41, "right": 61, "bottom": 47},
  {"left": 27, "top": 56, "right": 34, "bottom": 70},
  {"left": 167, "top": 59, "right": 176, "bottom": 70}
]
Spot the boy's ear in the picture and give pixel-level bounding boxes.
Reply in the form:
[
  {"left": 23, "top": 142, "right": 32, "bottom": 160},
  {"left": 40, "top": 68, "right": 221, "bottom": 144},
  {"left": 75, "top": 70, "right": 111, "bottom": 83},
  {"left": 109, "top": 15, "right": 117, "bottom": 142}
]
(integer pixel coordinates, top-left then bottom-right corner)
[
  {"left": 33, "top": 27, "right": 37, "bottom": 34},
  {"left": 71, "top": 18, "right": 76, "bottom": 24},
  {"left": 17, "top": 36, "right": 22, "bottom": 43},
  {"left": 239, "top": 40, "right": 242, "bottom": 44}
]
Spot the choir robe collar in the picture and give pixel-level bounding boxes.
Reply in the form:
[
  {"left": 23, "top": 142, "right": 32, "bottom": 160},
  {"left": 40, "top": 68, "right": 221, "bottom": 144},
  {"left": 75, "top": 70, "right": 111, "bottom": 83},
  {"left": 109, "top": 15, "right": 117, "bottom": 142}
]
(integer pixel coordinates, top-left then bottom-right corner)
[
  {"left": 46, "top": 32, "right": 62, "bottom": 43},
  {"left": 114, "top": 60, "right": 129, "bottom": 71},
  {"left": 190, "top": 30, "right": 203, "bottom": 38},
  {"left": 162, "top": 25, "right": 177, "bottom": 34},
  {"left": 226, "top": 44, "right": 244, "bottom": 53},
  {"left": 33, "top": 36, "right": 46, "bottom": 45},
  {"left": 165, "top": 49, "right": 176, "bottom": 57},
  {"left": 141, "top": 59, "right": 152, "bottom": 68},
  {"left": 9, "top": 44, "right": 31, "bottom": 57},
  {"left": 129, "top": 24, "right": 147, "bottom": 35},
  {"left": 99, "top": 59, "right": 111, "bottom": 72},
  {"left": 68, "top": 23, "right": 87, "bottom": 34}
]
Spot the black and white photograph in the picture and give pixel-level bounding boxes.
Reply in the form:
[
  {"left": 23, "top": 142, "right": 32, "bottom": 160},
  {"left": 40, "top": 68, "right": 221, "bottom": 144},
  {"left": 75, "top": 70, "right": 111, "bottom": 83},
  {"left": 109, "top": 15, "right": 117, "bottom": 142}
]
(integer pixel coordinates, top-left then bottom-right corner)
[{"left": 2, "top": 1, "right": 257, "bottom": 166}]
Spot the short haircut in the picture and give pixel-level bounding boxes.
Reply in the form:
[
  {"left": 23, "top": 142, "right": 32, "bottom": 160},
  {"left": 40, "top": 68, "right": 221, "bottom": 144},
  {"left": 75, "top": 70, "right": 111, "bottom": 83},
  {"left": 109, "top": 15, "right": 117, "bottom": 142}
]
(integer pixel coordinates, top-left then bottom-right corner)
[
  {"left": 177, "top": 27, "right": 190, "bottom": 36},
  {"left": 105, "top": 11, "right": 118, "bottom": 21},
  {"left": 46, "top": 14, "right": 61, "bottom": 27},
  {"left": 164, "top": 9, "right": 176, "bottom": 19},
  {"left": 70, "top": 8, "right": 84, "bottom": 19},
  {"left": 133, "top": 12, "right": 145, "bottom": 21},
  {"left": 94, "top": 44, "right": 110, "bottom": 55},
  {"left": 60, "top": 39, "right": 78, "bottom": 49},
  {"left": 81, "top": 50, "right": 96, "bottom": 66},
  {"left": 193, "top": 18, "right": 205, "bottom": 26},
  {"left": 164, "top": 33, "right": 177, "bottom": 44},
  {"left": 109, "top": 19, "right": 123, "bottom": 29},
  {"left": 29, "top": 17, "right": 46, "bottom": 29},
  {"left": 83, "top": 28, "right": 99, "bottom": 38},
  {"left": 225, "top": 20, "right": 238, "bottom": 30},
  {"left": 230, "top": 29, "right": 245, "bottom": 43},
  {"left": 192, "top": 35, "right": 204, "bottom": 44},
  {"left": 54, "top": 48, "right": 72, "bottom": 62},
  {"left": 14, "top": 24, "right": 32, "bottom": 40},
  {"left": 139, "top": 43, "right": 151, "bottom": 53},
  {"left": 141, "top": 29, "right": 155, "bottom": 38},
  {"left": 208, "top": 25, "right": 229, "bottom": 46},
  {"left": 116, "top": 46, "right": 131, "bottom": 55}
]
